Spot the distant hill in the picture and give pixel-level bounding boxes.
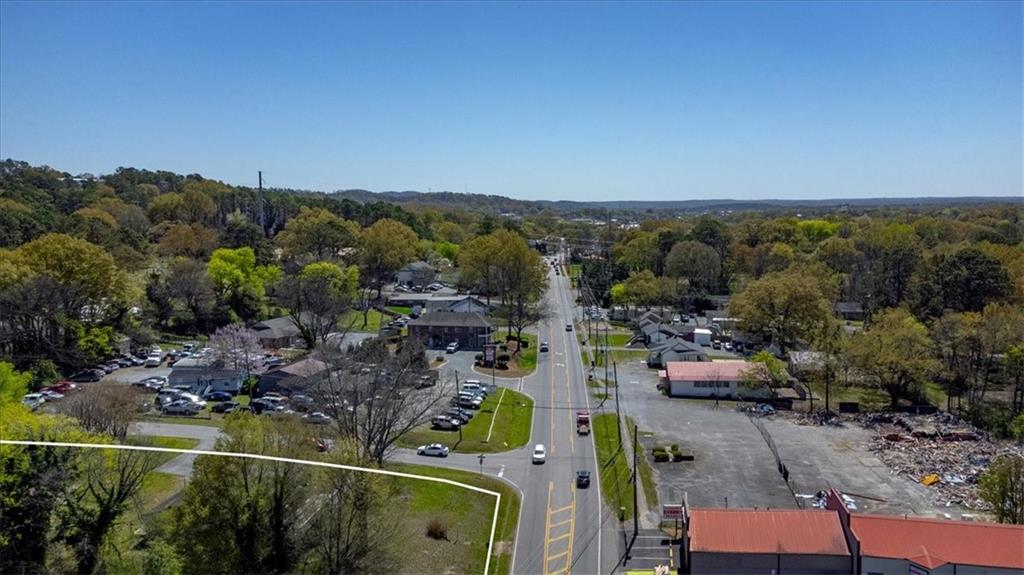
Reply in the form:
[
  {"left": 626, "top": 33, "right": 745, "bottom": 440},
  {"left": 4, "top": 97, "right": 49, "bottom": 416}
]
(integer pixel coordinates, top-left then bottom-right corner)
[{"left": 332, "top": 189, "right": 1021, "bottom": 215}]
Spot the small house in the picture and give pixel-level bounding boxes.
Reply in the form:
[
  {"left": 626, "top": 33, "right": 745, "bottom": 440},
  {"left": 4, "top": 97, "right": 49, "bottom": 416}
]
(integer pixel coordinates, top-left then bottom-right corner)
[
  {"left": 659, "top": 361, "right": 766, "bottom": 399},
  {"left": 258, "top": 358, "right": 328, "bottom": 395},
  {"left": 395, "top": 261, "right": 436, "bottom": 287},
  {"left": 647, "top": 339, "right": 708, "bottom": 368},
  {"left": 168, "top": 365, "right": 244, "bottom": 395},
  {"left": 425, "top": 296, "right": 494, "bottom": 315},
  {"left": 834, "top": 302, "right": 865, "bottom": 322},
  {"left": 252, "top": 316, "right": 302, "bottom": 349}
]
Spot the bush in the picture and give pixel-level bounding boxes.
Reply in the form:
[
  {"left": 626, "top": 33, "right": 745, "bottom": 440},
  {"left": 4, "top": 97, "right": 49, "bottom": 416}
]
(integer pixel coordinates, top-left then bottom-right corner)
[
  {"left": 670, "top": 444, "right": 680, "bottom": 453},
  {"left": 653, "top": 451, "right": 670, "bottom": 462},
  {"left": 426, "top": 517, "right": 447, "bottom": 540}
]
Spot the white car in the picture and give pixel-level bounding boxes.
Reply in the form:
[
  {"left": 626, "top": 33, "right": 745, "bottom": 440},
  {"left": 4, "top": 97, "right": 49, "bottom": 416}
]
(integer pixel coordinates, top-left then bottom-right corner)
[
  {"left": 21, "top": 393, "right": 46, "bottom": 409},
  {"left": 417, "top": 443, "right": 449, "bottom": 457},
  {"left": 144, "top": 355, "right": 162, "bottom": 367},
  {"left": 39, "top": 390, "right": 64, "bottom": 401},
  {"left": 532, "top": 444, "right": 547, "bottom": 464},
  {"left": 302, "top": 412, "right": 332, "bottom": 425},
  {"left": 445, "top": 342, "right": 459, "bottom": 353},
  {"left": 161, "top": 400, "right": 201, "bottom": 416},
  {"left": 177, "top": 393, "right": 207, "bottom": 408}
]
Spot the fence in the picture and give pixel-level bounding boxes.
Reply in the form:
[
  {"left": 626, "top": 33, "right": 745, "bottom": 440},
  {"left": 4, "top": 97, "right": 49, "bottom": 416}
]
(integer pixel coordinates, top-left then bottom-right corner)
[{"left": 747, "top": 415, "right": 805, "bottom": 508}]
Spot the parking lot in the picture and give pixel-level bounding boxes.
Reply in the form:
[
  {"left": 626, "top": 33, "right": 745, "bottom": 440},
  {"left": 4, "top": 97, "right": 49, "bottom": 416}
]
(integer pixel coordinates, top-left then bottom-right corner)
[{"left": 611, "top": 359, "right": 956, "bottom": 523}]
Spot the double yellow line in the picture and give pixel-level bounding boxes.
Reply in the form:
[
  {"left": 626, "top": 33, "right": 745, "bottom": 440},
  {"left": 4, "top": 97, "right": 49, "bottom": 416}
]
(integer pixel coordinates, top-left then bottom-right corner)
[{"left": 541, "top": 480, "right": 578, "bottom": 575}]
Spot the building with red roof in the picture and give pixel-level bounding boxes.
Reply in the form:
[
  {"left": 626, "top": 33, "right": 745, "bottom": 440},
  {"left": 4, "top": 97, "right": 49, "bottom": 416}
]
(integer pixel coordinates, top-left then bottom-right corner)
[
  {"left": 659, "top": 360, "right": 770, "bottom": 399},
  {"left": 685, "top": 508, "right": 852, "bottom": 574},
  {"left": 851, "top": 514, "right": 1024, "bottom": 574}
]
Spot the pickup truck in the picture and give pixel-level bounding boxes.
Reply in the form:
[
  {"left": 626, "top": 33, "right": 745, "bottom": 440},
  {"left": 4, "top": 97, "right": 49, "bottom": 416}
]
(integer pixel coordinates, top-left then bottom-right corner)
[{"left": 576, "top": 410, "right": 591, "bottom": 434}]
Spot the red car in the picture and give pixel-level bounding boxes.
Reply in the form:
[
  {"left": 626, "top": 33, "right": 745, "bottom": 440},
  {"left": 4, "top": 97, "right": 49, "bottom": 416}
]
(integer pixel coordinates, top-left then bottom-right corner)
[{"left": 41, "top": 381, "right": 78, "bottom": 394}]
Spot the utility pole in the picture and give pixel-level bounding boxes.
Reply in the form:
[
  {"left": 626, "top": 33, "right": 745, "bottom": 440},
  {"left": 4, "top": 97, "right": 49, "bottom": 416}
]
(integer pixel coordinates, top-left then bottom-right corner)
[
  {"left": 455, "top": 372, "right": 463, "bottom": 444},
  {"left": 257, "top": 170, "right": 265, "bottom": 233},
  {"left": 614, "top": 361, "right": 622, "bottom": 442},
  {"left": 633, "top": 423, "right": 639, "bottom": 539}
]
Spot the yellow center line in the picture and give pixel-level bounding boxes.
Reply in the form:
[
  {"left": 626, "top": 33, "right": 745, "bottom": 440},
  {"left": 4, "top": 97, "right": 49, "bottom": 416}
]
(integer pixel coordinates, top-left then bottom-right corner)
[
  {"left": 542, "top": 480, "right": 553, "bottom": 574},
  {"left": 548, "top": 532, "right": 572, "bottom": 543},
  {"left": 547, "top": 550, "right": 569, "bottom": 561},
  {"left": 550, "top": 504, "right": 574, "bottom": 514},
  {"left": 565, "top": 483, "right": 577, "bottom": 574},
  {"left": 549, "top": 517, "right": 572, "bottom": 529}
]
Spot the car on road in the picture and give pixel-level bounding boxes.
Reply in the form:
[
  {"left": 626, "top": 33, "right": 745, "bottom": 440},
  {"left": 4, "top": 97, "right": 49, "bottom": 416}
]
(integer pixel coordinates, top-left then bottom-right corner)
[
  {"left": 532, "top": 444, "right": 547, "bottom": 464},
  {"left": 69, "top": 369, "right": 104, "bottom": 382},
  {"left": 671, "top": 315, "right": 681, "bottom": 324},
  {"left": 445, "top": 341, "right": 460, "bottom": 353},
  {"left": 540, "top": 341, "right": 549, "bottom": 352},
  {"left": 565, "top": 323, "right": 573, "bottom": 332},
  {"left": 576, "top": 470, "right": 591, "bottom": 488},
  {"left": 303, "top": 411, "right": 332, "bottom": 424},
  {"left": 212, "top": 401, "right": 241, "bottom": 413},
  {"left": 203, "top": 390, "right": 233, "bottom": 402},
  {"left": 417, "top": 443, "right": 449, "bottom": 457}
]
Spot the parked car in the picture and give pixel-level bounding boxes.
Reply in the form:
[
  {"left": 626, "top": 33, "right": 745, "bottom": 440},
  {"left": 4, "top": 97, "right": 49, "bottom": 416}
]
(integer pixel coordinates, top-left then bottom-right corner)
[
  {"left": 156, "top": 389, "right": 184, "bottom": 406},
  {"left": 460, "top": 382, "right": 486, "bottom": 397},
  {"left": 212, "top": 401, "right": 240, "bottom": 413},
  {"left": 144, "top": 355, "right": 162, "bottom": 368},
  {"left": 303, "top": 412, "right": 332, "bottom": 424},
  {"left": 576, "top": 470, "right": 591, "bottom": 488},
  {"left": 532, "top": 444, "right": 547, "bottom": 464},
  {"left": 21, "top": 393, "right": 45, "bottom": 410},
  {"left": 455, "top": 397, "right": 482, "bottom": 409},
  {"left": 161, "top": 400, "right": 201, "bottom": 416},
  {"left": 416, "top": 443, "right": 449, "bottom": 457},
  {"left": 427, "top": 282, "right": 444, "bottom": 291},
  {"left": 69, "top": 369, "right": 104, "bottom": 382},
  {"left": 416, "top": 374, "right": 436, "bottom": 389},
  {"left": 203, "top": 390, "right": 233, "bottom": 402},
  {"left": 445, "top": 409, "right": 473, "bottom": 424},
  {"left": 177, "top": 393, "right": 207, "bottom": 407},
  {"left": 445, "top": 342, "right": 460, "bottom": 354},
  {"left": 41, "top": 381, "right": 77, "bottom": 394},
  {"left": 431, "top": 416, "right": 461, "bottom": 430},
  {"left": 39, "top": 390, "right": 64, "bottom": 401},
  {"left": 565, "top": 323, "right": 573, "bottom": 332},
  {"left": 251, "top": 399, "right": 283, "bottom": 414},
  {"left": 540, "top": 341, "right": 549, "bottom": 352},
  {"left": 712, "top": 341, "right": 722, "bottom": 350},
  {"left": 96, "top": 363, "right": 116, "bottom": 373}
]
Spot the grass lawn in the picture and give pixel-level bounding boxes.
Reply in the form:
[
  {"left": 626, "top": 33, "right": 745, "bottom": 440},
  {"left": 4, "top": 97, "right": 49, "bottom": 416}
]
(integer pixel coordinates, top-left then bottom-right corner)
[
  {"left": 341, "top": 309, "right": 388, "bottom": 333},
  {"left": 800, "top": 381, "right": 891, "bottom": 412},
  {"left": 592, "top": 349, "right": 648, "bottom": 368},
  {"left": 398, "top": 388, "right": 533, "bottom": 453},
  {"left": 604, "top": 333, "right": 636, "bottom": 347},
  {"left": 627, "top": 417, "right": 658, "bottom": 510},
  {"left": 474, "top": 334, "right": 538, "bottom": 378},
  {"left": 591, "top": 412, "right": 635, "bottom": 520},
  {"left": 387, "top": 463, "right": 521, "bottom": 575},
  {"left": 387, "top": 306, "right": 413, "bottom": 316}
]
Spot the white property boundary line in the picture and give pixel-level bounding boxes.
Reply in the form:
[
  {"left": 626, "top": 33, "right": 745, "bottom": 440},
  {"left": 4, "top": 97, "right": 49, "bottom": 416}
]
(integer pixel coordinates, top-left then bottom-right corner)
[{"left": 0, "top": 440, "right": 503, "bottom": 575}]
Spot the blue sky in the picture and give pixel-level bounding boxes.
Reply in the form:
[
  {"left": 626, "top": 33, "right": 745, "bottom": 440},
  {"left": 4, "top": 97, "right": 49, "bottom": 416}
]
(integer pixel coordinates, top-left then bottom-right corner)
[{"left": 1, "top": 1, "right": 1020, "bottom": 201}]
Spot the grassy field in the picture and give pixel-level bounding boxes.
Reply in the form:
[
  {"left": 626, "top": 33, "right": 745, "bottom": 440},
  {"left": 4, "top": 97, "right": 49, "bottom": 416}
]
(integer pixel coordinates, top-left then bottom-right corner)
[
  {"left": 604, "top": 333, "right": 636, "bottom": 347},
  {"left": 627, "top": 417, "right": 658, "bottom": 510},
  {"left": 341, "top": 309, "right": 388, "bottom": 333},
  {"left": 126, "top": 435, "right": 201, "bottom": 466},
  {"left": 591, "top": 413, "right": 635, "bottom": 520},
  {"left": 387, "top": 463, "right": 521, "bottom": 575},
  {"left": 475, "top": 334, "right": 538, "bottom": 378},
  {"left": 397, "top": 388, "right": 533, "bottom": 453},
  {"left": 387, "top": 305, "right": 413, "bottom": 316},
  {"left": 592, "top": 349, "right": 648, "bottom": 368}
]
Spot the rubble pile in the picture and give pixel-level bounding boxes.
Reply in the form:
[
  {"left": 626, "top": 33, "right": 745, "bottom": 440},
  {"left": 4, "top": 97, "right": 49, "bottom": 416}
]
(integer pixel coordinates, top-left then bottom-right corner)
[{"left": 865, "top": 413, "right": 1023, "bottom": 510}]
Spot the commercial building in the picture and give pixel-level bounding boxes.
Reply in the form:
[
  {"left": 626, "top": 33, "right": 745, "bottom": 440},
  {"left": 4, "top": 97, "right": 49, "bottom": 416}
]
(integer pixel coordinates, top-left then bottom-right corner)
[
  {"left": 659, "top": 361, "right": 766, "bottom": 399},
  {"left": 407, "top": 312, "right": 494, "bottom": 350}
]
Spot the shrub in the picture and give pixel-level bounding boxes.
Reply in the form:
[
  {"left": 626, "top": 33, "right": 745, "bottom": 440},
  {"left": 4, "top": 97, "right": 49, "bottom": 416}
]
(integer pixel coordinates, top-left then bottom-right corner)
[
  {"left": 426, "top": 517, "right": 447, "bottom": 540},
  {"left": 670, "top": 444, "right": 680, "bottom": 452},
  {"left": 653, "top": 451, "right": 670, "bottom": 462}
]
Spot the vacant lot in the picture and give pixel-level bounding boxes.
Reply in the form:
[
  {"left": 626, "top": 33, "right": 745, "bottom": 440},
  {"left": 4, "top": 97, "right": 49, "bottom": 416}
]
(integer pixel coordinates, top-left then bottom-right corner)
[
  {"left": 614, "top": 361, "right": 957, "bottom": 520},
  {"left": 397, "top": 388, "right": 533, "bottom": 453},
  {"left": 388, "top": 462, "right": 520, "bottom": 575}
]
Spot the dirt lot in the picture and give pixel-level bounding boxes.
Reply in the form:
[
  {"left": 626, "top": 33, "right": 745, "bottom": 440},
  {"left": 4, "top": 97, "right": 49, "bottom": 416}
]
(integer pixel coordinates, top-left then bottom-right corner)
[{"left": 613, "top": 360, "right": 970, "bottom": 524}]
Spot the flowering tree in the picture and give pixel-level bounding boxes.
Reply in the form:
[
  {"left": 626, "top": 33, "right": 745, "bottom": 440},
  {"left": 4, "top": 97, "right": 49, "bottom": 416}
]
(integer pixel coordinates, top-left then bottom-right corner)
[{"left": 208, "top": 323, "right": 263, "bottom": 376}]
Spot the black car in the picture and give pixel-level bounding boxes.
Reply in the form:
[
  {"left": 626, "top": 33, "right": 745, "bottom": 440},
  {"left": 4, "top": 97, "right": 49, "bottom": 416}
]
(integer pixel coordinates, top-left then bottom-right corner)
[
  {"left": 212, "top": 401, "right": 240, "bottom": 413},
  {"left": 204, "top": 391, "right": 233, "bottom": 402},
  {"left": 576, "top": 470, "right": 591, "bottom": 488},
  {"left": 446, "top": 409, "right": 473, "bottom": 423},
  {"left": 69, "top": 369, "right": 104, "bottom": 383}
]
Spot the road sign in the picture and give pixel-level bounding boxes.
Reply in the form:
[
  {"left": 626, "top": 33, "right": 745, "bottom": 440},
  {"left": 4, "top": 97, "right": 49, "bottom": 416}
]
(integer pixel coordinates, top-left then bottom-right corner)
[
  {"left": 662, "top": 504, "right": 684, "bottom": 520},
  {"left": 483, "top": 344, "right": 497, "bottom": 364}
]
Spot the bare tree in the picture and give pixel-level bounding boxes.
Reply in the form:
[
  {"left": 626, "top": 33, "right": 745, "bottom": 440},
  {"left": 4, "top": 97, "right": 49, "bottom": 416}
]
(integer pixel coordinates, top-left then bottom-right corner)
[
  {"left": 311, "top": 339, "right": 450, "bottom": 464},
  {"left": 57, "top": 383, "right": 143, "bottom": 440},
  {"left": 277, "top": 264, "right": 356, "bottom": 350}
]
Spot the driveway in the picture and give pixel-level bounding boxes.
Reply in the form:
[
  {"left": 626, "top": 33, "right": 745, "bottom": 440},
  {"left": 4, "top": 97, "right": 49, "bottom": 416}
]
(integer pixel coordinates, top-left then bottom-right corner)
[{"left": 129, "top": 421, "right": 221, "bottom": 476}]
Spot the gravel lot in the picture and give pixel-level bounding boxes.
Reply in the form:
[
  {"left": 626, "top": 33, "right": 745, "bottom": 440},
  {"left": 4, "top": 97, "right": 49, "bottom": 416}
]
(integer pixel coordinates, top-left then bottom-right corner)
[{"left": 612, "top": 359, "right": 962, "bottom": 522}]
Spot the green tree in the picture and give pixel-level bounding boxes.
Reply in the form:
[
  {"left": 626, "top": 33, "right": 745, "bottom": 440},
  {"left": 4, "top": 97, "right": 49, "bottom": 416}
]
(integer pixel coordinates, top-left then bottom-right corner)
[
  {"left": 855, "top": 223, "right": 922, "bottom": 311},
  {"left": 665, "top": 240, "right": 720, "bottom": 298},
  {"left": 848, "top": 308, "right": 938, "bottom": 409},
  {"left": 616, "top": 232, "right": 662, "bottom": 274},
  {"left": 729, "top": 265, "right": 837, "bottom": 355},
  {"left": 935, "top": 247, "right": 1012, "bottom": 312},
  {"left": 979, "top": 454, "right": 1024, "bottom": 524},
  {"left": 0, "top": 361, "right": 31, "bottom": 405},
  {"left": 147, "top": 193, "right": 185, "bottom": 223},
  {"left": 740, "top": 351, "right": 790, "bottom": 398},
  {"left": 275, "top": 207, "right": 360, "bottom": 261},
  {"left": 156, "top": 223, "right": 219, "bottom": 259},
  {"left": 278, "top": 262, "right": 359, "bottom": 349},
  {"left": 208, "top": 247, "right": 281, "bottom": 321},
  {"left": 360, "top": 219, "right": 418, "bottom": 298}
]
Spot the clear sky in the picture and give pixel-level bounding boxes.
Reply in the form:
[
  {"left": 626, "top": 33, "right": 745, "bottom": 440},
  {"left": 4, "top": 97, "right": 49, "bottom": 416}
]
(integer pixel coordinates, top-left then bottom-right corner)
[{"left": 1, "top": 1, "right": 1020, "bottom": 201}]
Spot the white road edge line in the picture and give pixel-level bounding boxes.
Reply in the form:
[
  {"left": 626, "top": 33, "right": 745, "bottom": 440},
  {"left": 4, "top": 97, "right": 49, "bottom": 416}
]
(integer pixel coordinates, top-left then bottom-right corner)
[
  {"left": 1, "top": 440, "right": 503, "bottom": 575},
  {"left": 485, "top": 387, "right": 506, "bottom": 443}
]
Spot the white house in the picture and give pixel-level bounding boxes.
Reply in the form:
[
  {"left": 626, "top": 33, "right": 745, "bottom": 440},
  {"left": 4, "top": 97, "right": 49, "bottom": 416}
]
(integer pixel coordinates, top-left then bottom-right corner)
[
  {"left": 659, "top": 361, "right": 766, "bottom": 399},
  {"left": 425, "top": 296, "right": 494, "bottom": 315}
]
